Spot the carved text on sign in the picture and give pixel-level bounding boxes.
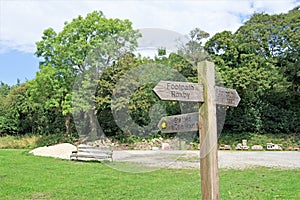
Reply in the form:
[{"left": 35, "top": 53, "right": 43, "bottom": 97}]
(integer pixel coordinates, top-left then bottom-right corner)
[
  {"left": 153, "top": 80, "right": 240, "bottom": 106},
  {"left": 153, "top": 81, "right": 203, "bottom": 102},
  {"left": 158, "top": 112, "right": 198, "bottom": 133}
]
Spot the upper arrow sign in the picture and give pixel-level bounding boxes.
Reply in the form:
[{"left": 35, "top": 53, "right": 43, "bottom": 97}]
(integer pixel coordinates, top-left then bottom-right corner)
[
  {"left": 153, "top": 81, "right": 240, "bottom": 107},
  {"left": 153, "top": 81, "right": 204, "bottom": 102}
]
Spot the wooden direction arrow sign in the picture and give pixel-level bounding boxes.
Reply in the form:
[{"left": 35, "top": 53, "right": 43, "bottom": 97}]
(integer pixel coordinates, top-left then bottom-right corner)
[
  {"left": 158, "top": 112, "right": 198, "bottom": 133},
  {"left": 153, "top": 81, "right": 203, "bottom": 102},
  {"left": 153, "top": 81, "right": 240, "bottom": 107},
  {"left": 215, "top": 87, "right": 240, "bottom": 107}
]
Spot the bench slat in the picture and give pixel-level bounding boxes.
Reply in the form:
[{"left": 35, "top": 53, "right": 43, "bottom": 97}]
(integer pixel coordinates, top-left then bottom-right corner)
[
  {"left": 70, "top": 145, "right": 113, "bottom": 162},
  {"left": 78, "top": 146, "right": 111, "bottom": 150},
  {"left": 71, "top": 154, "right": 111, "bottom": 159},
  {"left": 76, "top": 149, "right": 111, "bottom": 153}
]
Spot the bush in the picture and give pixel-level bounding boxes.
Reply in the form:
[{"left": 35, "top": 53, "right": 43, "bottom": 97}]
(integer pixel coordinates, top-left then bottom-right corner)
[
  {"left": 218, "top": 132, "right": 300, "bottom": 149},
  {"left": 0, "top": 135, "right": 40, "bottom": 149},
  {"left": 35, "top": 133, "right": 78, "bottom": 147}
]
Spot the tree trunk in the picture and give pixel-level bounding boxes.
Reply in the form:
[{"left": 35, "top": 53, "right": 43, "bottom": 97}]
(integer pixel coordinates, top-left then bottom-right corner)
[
  {"left": 89, "top": 109, "right": 97, "bottom": 141},
  {"left": 65, "top": 114, "right": 71, "bottom": 134}
]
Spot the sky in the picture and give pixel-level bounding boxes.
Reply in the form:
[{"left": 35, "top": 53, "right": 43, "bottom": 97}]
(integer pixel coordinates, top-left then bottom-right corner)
[{"left": 0, "top": 0, "right": 299, "bottom": 85}]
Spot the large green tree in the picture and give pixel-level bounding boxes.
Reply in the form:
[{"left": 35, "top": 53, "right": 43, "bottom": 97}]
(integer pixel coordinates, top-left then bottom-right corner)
[{"left": 30, "top": 11, "right": 141, "bottom": 135}]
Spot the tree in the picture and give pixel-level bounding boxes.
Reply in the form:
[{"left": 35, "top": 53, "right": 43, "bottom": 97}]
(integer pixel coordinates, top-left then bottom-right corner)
[
  {"left": 95, "top": 53, "right": 142, "bottom": 140},
  {"left": 0, "top": 81, "right": 10, "bottom": 96},
  {"left": 32, "top": 11, "right": 141, "bottom": 136},
  {"left": 178, "top": 28, "right": 210, "bottom": 67},
  {"left": 275, "top": 8, "right": 300, "bottom": 105},
  {"left": 27, "top": 66, "right": 71, "bottom": 134},
  {"left": 0, "top": 84, "right": 34, "bottom": 135},
  {"left": 0, "top": 82, "right": 10, "bottom": 135},
  {"left": 205, "top": 8, "right": 299, "bottom": 134}
]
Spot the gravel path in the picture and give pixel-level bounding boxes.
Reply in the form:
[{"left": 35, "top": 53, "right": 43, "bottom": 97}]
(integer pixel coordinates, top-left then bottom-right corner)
[{"left": 29, "top": 144, "right": 300, "bottom": 169}]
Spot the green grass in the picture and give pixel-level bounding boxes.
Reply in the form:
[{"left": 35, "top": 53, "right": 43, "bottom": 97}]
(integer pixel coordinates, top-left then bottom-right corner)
[{"left": 0, "top": 149, "right": 300, "bottom": 199}]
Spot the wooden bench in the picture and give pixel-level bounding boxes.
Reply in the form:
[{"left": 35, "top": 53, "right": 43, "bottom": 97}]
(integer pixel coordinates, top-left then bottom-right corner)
[{"left": 70, "top": 144, "right": 113, "bottom": 162}]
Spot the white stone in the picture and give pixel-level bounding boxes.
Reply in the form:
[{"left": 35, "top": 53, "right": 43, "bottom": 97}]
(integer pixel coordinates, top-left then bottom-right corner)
[
  {"left": 162, "top": 143, "right": 170, "bottom": 150},
  {"left": 251, "top": 145, "right": 263, "bottom": 150}
]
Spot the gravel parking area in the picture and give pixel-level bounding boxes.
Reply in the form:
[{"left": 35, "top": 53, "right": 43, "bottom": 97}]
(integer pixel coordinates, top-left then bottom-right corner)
[
  {"left": 29, "top": 144, "right": 300, "bottom": 170},
  {"left": 112, "top": 150, "right": 300, "bottom": 169}
]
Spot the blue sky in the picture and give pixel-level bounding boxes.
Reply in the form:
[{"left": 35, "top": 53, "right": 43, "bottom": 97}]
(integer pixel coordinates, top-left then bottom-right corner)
[
  {"left": 0, "top": 0, "right": 299, "bottom": 86},
  {"left": 0, "top": 51, "right": 39, "bottom": 85}
]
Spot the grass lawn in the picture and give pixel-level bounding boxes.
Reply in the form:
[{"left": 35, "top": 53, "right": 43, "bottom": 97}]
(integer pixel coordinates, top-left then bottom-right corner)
[{"left": 0, "top": 149, "right": 299, "bottom": 199}]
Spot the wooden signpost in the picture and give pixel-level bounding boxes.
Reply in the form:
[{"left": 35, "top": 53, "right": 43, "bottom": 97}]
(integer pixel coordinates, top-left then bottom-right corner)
[{"left": 153, "top": 61, "right": 240, "bottom": 200}]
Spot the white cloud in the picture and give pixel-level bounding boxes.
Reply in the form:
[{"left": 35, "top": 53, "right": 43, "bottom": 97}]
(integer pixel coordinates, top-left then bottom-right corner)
[
  {"left": 0, "top": 0, "right": 298, "bottom": 54},
  {"left": 251, "top": 0, "right": 298, "bottom": 14}
]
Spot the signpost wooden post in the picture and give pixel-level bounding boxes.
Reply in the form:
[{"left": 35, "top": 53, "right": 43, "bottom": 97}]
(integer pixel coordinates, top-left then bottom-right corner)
[
  {"left": 198, "top": 61, "right": 219, "bottom": 200},
  {"left": 153, "top": 61, "right": 240, "bottom": 200}
]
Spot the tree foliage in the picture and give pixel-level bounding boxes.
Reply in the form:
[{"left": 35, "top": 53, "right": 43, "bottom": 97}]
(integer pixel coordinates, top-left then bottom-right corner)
[
  {"left": 29, "top": 11, "right": 141, "bottom": 136},
  {"left": 205, "top": 8, "right": 300, "bottom": 134}
]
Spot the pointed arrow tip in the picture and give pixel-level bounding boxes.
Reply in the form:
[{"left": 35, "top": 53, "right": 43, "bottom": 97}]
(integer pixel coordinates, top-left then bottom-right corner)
[{"left": 158, "top": 118, "right": 169, "bottom": 132}]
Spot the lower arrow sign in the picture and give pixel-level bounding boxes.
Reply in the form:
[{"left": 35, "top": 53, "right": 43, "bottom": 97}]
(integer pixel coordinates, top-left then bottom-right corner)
[{"left": 158, "top": 112, "right": 198, "bottom": 133}]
